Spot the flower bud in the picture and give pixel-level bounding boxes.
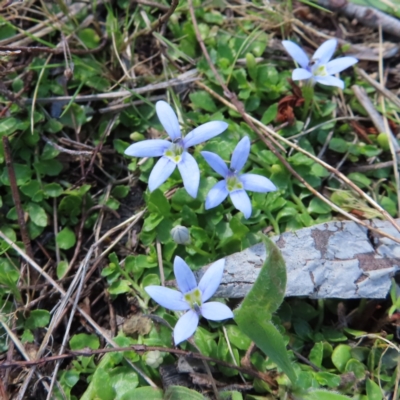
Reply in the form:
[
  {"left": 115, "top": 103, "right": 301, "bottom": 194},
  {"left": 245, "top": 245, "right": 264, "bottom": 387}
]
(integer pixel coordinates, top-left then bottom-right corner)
[
  {"left": 129, "top": 132, "right": 145, "bottom": 142},
  {"left": 170, "top": 225, "right": 191, "bottom": 245},
  {"left": 144, "top": 350, "right": 163, "bottom": 368}
]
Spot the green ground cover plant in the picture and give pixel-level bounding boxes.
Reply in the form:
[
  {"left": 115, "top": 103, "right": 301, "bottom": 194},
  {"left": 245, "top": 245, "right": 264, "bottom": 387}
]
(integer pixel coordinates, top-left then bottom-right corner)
[{"left": 0, "top": 0, "right": 400, "bottom": 399}]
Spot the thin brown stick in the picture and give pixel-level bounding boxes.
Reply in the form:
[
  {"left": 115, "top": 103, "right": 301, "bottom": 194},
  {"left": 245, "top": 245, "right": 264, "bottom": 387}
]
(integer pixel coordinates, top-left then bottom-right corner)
[
  {"left": 356, "top": 67, "right": 400, "bottom": 110},
  {"left": 0, "top": 38, "right": 108, "bottom": 55},
  {"left": 345, "top": 161, "right": 394, "bottom": 173},
  {"left": 25, "top": 69, "right": 198, "bottom": 104},
  {"left": 0, "top": 344, "right": 274, "bottom": 384},
  {"left": 2, "top": 137, "right": 34, "bottom": 261},
  {"left": 352, "top": 85, "right": 400, "bottom": 158}
]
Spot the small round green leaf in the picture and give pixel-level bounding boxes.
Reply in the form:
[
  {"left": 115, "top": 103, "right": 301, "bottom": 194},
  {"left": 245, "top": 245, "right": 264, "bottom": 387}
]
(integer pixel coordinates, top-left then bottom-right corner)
[{"left": 56, "top": 227, "right": 76, "bottom": 250}]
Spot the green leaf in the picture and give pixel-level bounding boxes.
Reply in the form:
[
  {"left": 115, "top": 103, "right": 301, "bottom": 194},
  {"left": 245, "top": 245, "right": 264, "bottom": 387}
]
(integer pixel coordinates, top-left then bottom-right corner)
[
  {"left": 366, "top": 378, "right": 382, "bottom": 400},
  {"left": 331, "top": 344, "right": 352, "bottom": 373},
  {"left": 345, "top": 358, "right": 366, "bottom": 379},
  {"left": 307, "top": 198, "right": 331, "bottom": 215},
  {"left": 111, "top": 185, "right": 130, "bottom": 199},
  {"left": 114, "top": 139, "right": 130, "bottom": 155},
  {"left": 20, "top": 181, "right": 41, "bottom": 199},
  {"left": 43, "top": 118, "right": 63, "bottom": 133},
  {"left": 57, "top": 261, "right": 69, "bottom": 279},
  {"left": 189, "top": 90, "right": 217, "bottom": 112},
  {"left": 109, "top": 366, "right": 139, "bottom": 400},
  {"left": 261, "top": 103, "right": 278, "bottom": 125},
  {"left": 299, "top": 389, "right": 352, "bottom": 400},
  {"left": 78, "top": 28, "right": 100, "bottom": 49},
  {"left": 21, "top": 329, "right": 34, "bottom": 343},
  {"left": 0, "top": 163, "right": 32, "bottom": 186},
  {"left": 235, "top": 237, "right": 296, "bottom": 383},
  {"left": 225, "top": 324, "right": 252, "bottom": 350},
  {"left": 147, "top": 189, "right": 170, "bottom": 215},
  {"left": 309, "top": 342, "right": 324, "bottom": 367},
  {"left": 81, "top": 366, "right": 115, "bottom": 400},
  {"left": 26, "top": 203, "right": 47, "bottom": 227},
  {"left": 142, "top": 213, "right": 164, "bottom": 232},
  {"left": 56, "top": 227, "right": 76, "bottom": 250},
  {"left": 25, "top": 309, "right": 50, "bottom": 329},
  {"left": 43, "top": 183, "right": 63, "bottom": 197},
  {"left": 0, "top": 117, "right": 18, "bottom": 136},
  {"left": 348, "top": 172, "right": 371, "bottom": 189},
  {"left": 70, "top": 333, "right": 100, "bottom": 350},
  {"left": 120, "top": 387, "right": 163, "bottom": 400},
  {"left": 108, "top": 280, "right": 131, "bottom": 295},
  {"left": 329, "top": 138, "right": 348, "bottom": 153},
  {"left": 164, "top": 385, "right": 205, "bottom": 400}
]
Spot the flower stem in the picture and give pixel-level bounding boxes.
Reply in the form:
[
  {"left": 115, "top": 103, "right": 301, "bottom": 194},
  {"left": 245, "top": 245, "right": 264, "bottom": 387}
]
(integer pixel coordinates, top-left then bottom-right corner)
[
  {"left": 265, "top": 210, "right": 280, "bottom": 235},
  {"left": 188, "top": 244, "right": 212, "bottom": 257},
  {"left": 301, "top": 84, "right": 314, "bottom": 121}
]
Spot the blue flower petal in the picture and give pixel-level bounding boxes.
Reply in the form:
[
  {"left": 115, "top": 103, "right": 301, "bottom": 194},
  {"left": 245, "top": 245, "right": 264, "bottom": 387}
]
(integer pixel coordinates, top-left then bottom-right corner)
[
  {"left": 292, "top": 68, "right": 313, "bottom": 81},
  {"left": 174, "top": 310, "right": 199, "bottom": 345},
  {"left": 124, "top": 140, "right": 170, "bottom": 158},
  {"left": 282, "top": 40, "right": 309, "bottom": 69},
  {"left": 326, "top": 57, "right": 358, "bottom": 75},
  {"left": 145, "top": 286, "right": 190, "bottom": 311},
  {"left": 201, "top": 151, "right": 229, "bottom": 177},
  {"left": 229, "top": 189, "right": 252, "bottom": 219},
  {"left": 156, "top": 101, "right": 181, "bottom": 141},
  {"left": 198, "top": 259, "right": 225, "bottom": 302},
  {"left": 148, "top": 157, "right": 176, "bottom": 192},
  {"left": 231, "top": 136, "right": 250, "bottom": 172},
  {"left": 177, "top": 151, "right": 200, "bottom": 198},
  {"left": 174, "top": 256, "right": 197, "bottom": 294},
  {"left": 314, "top": 75, "right": 344, "bottom": 89},
  {"left": 183, "top": 121, "right": 228, "bottom": 148},
  {"left": 240, "top": 173, "right": 277, "bottom": 193},
  {"left": 313, "top": 39, "right": 337, "bottom": 64},
  {"left": 205, "top": 180, "right": 229, "bottom": 210},
  {"left": 201, "top": 302, "right": 234, "bottom": 321}
]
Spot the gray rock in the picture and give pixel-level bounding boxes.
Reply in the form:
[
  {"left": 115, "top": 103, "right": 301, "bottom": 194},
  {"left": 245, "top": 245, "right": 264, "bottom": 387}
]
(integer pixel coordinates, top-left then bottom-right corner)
[{"left": 197, "top": 219, "right": 400, "bottom": 299}]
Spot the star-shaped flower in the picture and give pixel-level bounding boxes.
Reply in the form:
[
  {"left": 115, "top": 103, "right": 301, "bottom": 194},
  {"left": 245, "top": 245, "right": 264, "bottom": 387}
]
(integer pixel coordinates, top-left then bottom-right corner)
[
  {"left": 201, "top": 136, "right": 277, "bottom": 219},
  {"left": 124, "top": 101, "right": 228, "bottom": 198},
  {"left": 282, "top": 39, "right": 358, "bottom": 89},
  {"left": 145, "top": 256, "right": 233, "bottom": 345}
]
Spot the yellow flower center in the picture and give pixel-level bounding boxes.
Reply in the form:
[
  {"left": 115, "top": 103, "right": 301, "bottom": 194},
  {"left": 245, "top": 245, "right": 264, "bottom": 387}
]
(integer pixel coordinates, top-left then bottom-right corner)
[
  {"left": 164, "top": 143, "right": 184, "bottom": 163},
  {"left": 313, "top": 64, "right": 328, "bottom": 77},
  {"left": 184, "top": 288, "right": 202, "bottom": 311},
  {"left": 226, "top": 174, "right": 243, "bottom": 192}
]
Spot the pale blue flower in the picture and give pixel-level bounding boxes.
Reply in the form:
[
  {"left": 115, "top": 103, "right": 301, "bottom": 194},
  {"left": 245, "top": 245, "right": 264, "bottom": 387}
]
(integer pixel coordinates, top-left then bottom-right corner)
[
  {"left": 124, "top": 101, "right": 228, "bottom": 198},
  {"left": 145, "top": 256, "right": 233, "bottom": 345},
  {"left": 282, "top": 39, "right": 358, "bottom": 89},
  {"left": 201, "top": 137, "right": 277, "bottom": 219}
]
